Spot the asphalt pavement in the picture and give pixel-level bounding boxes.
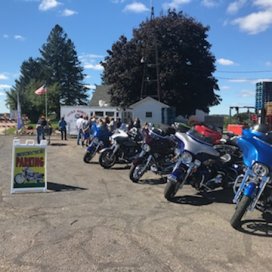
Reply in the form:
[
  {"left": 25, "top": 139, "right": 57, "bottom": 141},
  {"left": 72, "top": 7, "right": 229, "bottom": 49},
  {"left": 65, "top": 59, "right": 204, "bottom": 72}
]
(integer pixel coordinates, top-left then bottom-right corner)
[{"left": 0, "top": 135, "right": 272, "bottom": 272}]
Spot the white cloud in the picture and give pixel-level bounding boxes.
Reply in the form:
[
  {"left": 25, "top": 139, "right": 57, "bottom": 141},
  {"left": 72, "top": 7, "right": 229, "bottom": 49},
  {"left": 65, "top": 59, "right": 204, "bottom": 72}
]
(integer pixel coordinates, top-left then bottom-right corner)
[
  {"left": 84, "top": 84, "right": 96, "bottom": 90},
  {"left": 79, "top": 53, "right": 104, "bottom": 71},
  {"left": 201, "top": 0, "right": 220, "bottom": 8},
  {"left": 79, "top": 53, "right": 104, "bottom": 64},
  {"left": 227, "top": 0, "right": 247, "bottom": 14},
  {"left": 84, "top": 63, "right": 104, "bottom": 71},
  {"left": 61, "top": 9, "right": 78, "bottom": 16},
  {"left": 232, "top": 10, "right": 272, "bottom": 34},
  {"left": 3, "top": 34, "right": 9, "bottom": 39},
  {"left": 220, "top": 85, "right": 230, "bottom": 90},
  {"left": 253, "top": 0, "right": 272, "bottom": 9},
  {"left": 0, "top": 74, "right": 8, "bottom": 80},
  {"left": 14, "top": 35, "right": 25, "bottom": 41},
  {"left": 163, "top": 0, "right": 191, "bottom": 10},
  {"left": 39, "top": 0, "right": 60, "bottom": 11},
  {"left": 265, "top": 61, "right": 272, "bottom": 66},
  {"left": 111, "top": 0, "right": 126, "bottom": 3},
  {"left": 228, "top": 78, "right": 272, "bottom": 84},
  {"left": 123, "top": 2, "right": 149, "bottom": 13},
  {"left": 230, "top": 0, "right": 272, "bottom": 34},
  {"left": 217, "top": 58, "right": 235, "bottom": 66},
  {"left": 228, "top": 78, "right": 248, "bottom": 83},
  {"left": 240, "top": 90, "right": 255, "bottom": 97},
  {"left": 0, "top": 84, "right": 11, "bottom": 89}
]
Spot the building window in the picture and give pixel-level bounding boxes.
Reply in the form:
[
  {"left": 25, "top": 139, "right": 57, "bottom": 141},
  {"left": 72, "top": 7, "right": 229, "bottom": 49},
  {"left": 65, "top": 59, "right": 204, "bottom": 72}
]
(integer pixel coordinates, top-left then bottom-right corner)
[
  {"left": 146, "top": 112, "right": 152, "bottom": 118},
  {"left": 105, "top": 111, "right": 114, "bottom": 117},
  {"left": 95, "top": 111, "right": 104, "bottom": 117}
]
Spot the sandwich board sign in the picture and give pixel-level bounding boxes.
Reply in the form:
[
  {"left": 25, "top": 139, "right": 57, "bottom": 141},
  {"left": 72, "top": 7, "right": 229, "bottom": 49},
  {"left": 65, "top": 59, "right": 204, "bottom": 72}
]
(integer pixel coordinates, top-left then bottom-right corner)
[{"left": 11, "top": 139, "right": 47, "bottom": 193}]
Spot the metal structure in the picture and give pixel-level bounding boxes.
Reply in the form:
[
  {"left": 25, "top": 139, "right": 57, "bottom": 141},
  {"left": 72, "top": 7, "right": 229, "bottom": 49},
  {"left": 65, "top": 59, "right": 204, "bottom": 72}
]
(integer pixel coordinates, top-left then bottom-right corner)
[
  {"left": 140, "top": 1, "right": 161, "bottom": 101},
  {"left": 229, "top": 106, "right": 256, "bottom": 122}
]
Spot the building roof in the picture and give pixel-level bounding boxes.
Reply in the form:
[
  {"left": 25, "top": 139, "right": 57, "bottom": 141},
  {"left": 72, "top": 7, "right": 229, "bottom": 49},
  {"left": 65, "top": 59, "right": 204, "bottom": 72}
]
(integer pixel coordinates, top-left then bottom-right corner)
[
  {"left": 129, "top": 96, "right": 169, "bottom": 108},
  {"left": 89, "top": 85, "right": 112, "bottom": 107}
]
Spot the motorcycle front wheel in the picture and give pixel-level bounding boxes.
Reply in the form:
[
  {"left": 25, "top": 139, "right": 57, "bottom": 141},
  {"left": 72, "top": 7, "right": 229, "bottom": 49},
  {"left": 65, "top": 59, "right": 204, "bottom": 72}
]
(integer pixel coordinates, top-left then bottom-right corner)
[
  {"left": 230, "top": 195, "right": 251, "bottom": 229},
  {"left": 14, "top": 174, "right": 26, "bottom": 184},
  {"left": 83, "top": 150, "right": 96, "bottom": 163},
  {"left": 164, "top": 180, "right": 179, "bottom": 200},
  {"left": 129, "top": 163, "right": 146, "bottom": 183},
  {"left": 99, "top": 149, "right": 117, "bottom": 169}
]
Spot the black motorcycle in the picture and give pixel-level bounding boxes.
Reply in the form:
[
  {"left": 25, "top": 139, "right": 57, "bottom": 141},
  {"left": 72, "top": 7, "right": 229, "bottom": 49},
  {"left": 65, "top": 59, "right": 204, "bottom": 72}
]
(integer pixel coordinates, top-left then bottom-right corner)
[
  {"left": 164, "top": 128, "right": 243, "bottom": 200},
  {"left": 99, "top": 128, "right": 143, "bottom": 169},
  {"left": 129, "top": 127, "right": 177, "bottom": 183}
]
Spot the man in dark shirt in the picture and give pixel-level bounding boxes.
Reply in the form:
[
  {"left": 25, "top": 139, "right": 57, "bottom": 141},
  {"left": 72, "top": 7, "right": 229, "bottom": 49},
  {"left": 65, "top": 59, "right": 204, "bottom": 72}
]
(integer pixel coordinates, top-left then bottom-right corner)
[{"left": 36, "top": 115, "right": 47, "bottom": 144}]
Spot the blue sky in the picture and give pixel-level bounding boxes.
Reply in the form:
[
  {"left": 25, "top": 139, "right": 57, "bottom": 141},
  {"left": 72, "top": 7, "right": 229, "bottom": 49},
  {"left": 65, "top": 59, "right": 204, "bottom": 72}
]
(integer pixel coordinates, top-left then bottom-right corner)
[{"left": 1, "top": 0, "right": 272, "bottom": 115}]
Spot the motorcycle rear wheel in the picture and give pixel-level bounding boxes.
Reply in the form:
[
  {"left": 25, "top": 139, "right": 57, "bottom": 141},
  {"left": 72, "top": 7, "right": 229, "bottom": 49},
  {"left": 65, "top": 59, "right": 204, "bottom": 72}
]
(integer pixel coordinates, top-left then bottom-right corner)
[
  {"left": 129, "top": 163, "right": 146, "bottom": 183},
  {"left": 99, "top": 149, "right": 117, "bottom": 169},
  {"left": 164, "top": 180, "right": 179, "bottom": 200},
  {"left": 83, "top": 150, "right": 95, "bottom": 163},
  {"left": 230, "top": 195, "right": 251, "bottom": 229}
]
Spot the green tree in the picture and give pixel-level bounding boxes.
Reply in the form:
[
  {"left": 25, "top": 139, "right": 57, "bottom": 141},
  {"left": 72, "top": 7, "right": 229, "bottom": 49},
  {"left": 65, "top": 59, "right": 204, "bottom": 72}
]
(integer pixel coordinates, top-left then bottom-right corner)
[
  {"left": 6, "top": 24, "right": 88, "bottom": 121},
  {"left": 102, "top": 10, "right": 221, "bottom": 116},
  {"left": 5, "top": 58, "right": 45, "bottom": 121},
  {"left": 39, "top": 24, "right": 88, "bottom": 118}
]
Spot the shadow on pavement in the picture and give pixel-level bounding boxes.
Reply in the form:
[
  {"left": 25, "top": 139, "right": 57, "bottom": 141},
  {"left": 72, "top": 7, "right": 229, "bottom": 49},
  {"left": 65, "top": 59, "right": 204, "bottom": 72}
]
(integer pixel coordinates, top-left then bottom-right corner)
[
  {"left": 235, "top": 212, "right": 272, "bottom": 237},
  {"left": 137, "top": 177, "right": 167, "bottom": 185},
  {"left": 50, "top": 143, "right": 68, "bottom": 146},
  {"left": 47, "top": 181, "right": 87, "bottom": 192},
  {"left": 169, "top": 188, "right": 234, "bottom": 206}
]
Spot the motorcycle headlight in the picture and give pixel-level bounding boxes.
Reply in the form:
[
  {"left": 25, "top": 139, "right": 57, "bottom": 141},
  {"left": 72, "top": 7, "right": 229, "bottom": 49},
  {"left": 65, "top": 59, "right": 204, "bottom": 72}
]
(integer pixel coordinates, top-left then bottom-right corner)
[
  {"left": 180, "top": 151, "right": 193, "bottom": 164},
  {"left": 142, "top": 144, "right": 151, "bottom": 152},
  {"left": 252, "top": 163, "right": 269, "bottom": 177}
]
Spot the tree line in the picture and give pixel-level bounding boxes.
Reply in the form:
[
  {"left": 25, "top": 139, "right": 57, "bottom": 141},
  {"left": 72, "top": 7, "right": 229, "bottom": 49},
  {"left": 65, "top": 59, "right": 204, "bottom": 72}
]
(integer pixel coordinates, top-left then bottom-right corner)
[{"left": 5, "top": 10, "right": 221, "bottom": 123}]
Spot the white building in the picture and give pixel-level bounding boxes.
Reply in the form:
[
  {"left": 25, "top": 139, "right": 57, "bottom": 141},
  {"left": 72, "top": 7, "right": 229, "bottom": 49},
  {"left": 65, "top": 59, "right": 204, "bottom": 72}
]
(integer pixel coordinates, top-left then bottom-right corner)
[{"left": 128, "top": 96, "right": 170, "bottom": 125}]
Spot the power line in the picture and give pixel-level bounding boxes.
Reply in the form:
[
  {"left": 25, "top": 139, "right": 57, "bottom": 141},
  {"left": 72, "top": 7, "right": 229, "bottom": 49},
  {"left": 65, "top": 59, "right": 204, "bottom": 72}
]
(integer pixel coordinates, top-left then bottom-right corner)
[
  {"left": 217, "top": 76, "right": 272, "bottom": 80},
  {"left": 217, "top": 70, "right": 272, "bottom": 74}
]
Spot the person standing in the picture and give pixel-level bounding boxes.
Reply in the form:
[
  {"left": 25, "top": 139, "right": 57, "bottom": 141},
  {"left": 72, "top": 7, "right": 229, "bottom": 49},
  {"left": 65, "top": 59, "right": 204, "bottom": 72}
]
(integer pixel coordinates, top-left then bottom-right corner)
[
  {"left": 58, "top": 117, "right": 67, "bottom": 140},
  {"left": 116, "top": 118, "right": 122, "bottom": 129},
  {"left": 36, "top": 115, "right": 47, "bottom": 144},
  {"left": 133, "top": 117, "right": 141, "bottom": 129},
  {"left": 76, "top": 115, "right": 84, "bottom": 145},
  {"left": 81, "top": 115, "right": 90, "bottom": 146}
]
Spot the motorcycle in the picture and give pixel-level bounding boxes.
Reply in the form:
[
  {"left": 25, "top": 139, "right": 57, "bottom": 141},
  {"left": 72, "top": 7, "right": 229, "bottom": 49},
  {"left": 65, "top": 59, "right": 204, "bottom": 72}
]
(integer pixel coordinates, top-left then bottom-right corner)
[
  {"left": 164, "top": 127, "right": 242, "bottom": 201},
  {"left": 99, "top": 128, "right": 143, "bottom": 169},
  {"left": 14, "top": 167, "right": 44, "bottom": 184},
  {"left": 194, "top": 123, "right": 222, "bottom": 144},
  {"left": 129, "top": 127, "right": 177, "bottom": 183},
  {"left": 83, "top": 126, "right": 112, "bottom": 163},
  {"left": 230, "top": 124, "right": 272, "bottom": 229}
]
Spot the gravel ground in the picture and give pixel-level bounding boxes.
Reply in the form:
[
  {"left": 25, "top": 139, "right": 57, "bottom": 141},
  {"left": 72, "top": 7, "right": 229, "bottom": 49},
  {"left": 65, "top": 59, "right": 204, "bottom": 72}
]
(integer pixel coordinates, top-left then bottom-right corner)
[{"left": 0, "top": 134, "right": 272, "bottom": 272}]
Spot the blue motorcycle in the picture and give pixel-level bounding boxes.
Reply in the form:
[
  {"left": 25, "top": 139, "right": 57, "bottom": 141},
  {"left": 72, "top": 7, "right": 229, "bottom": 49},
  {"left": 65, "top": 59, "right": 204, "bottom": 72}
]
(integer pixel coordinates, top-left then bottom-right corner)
[
  {"left": 83, "top": 125, "right": 112, "bottom": 163},
  {"left": 231, "top": 124, "right": 272, "bottom": 229}
]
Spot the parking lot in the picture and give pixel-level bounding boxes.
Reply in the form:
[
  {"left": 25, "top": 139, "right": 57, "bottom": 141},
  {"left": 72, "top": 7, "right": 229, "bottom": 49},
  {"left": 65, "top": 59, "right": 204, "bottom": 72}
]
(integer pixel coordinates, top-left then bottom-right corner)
[{"left": 1, "top": 135, "right": 272, "bottom": 272}]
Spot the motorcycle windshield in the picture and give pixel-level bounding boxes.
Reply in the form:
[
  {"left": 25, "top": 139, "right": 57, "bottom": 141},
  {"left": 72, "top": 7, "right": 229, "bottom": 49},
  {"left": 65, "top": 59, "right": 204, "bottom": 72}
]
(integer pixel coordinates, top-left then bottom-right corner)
[
  {"left": 175, "top": 132, "right": 219, "bottom": 158},
  {"left": 238, "top": 129, "right": 272, "bottom": 168}
]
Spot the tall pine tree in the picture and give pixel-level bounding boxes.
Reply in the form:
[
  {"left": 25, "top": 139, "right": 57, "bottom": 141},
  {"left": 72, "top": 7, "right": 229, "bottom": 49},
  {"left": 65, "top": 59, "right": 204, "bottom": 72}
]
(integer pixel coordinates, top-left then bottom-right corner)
[
  {"left": 6, "top": 24, "right": 88, "bottom": 121},
  {"left": 39, "top": 25, "right": 88, "bottom": 118}
]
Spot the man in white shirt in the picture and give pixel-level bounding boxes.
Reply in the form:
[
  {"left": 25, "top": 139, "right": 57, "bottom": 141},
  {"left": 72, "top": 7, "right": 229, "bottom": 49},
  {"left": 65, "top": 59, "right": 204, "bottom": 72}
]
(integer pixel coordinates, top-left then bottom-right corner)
[{"left": 76, "top": 115, "right": 84, "bottom": 145}]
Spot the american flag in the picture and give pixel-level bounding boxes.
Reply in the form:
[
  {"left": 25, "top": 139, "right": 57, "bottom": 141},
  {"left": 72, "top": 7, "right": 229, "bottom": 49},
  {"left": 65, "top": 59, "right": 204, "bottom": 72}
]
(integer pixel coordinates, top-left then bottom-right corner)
[{"left": 35, "top": 85, "right": 48, "bottom": 95}]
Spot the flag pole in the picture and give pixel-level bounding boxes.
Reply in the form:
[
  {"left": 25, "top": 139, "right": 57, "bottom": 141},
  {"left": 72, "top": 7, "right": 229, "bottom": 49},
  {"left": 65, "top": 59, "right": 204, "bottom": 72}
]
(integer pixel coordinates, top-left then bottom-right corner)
[
  {"left": 45, "top": 89, "right": 48, "bottom": 120},
  {"left": 16, "top": 89, "right": 23, "bottom": 135},
  {"left": 16, "top": 90, "right": 19, "bottom": 135}
]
